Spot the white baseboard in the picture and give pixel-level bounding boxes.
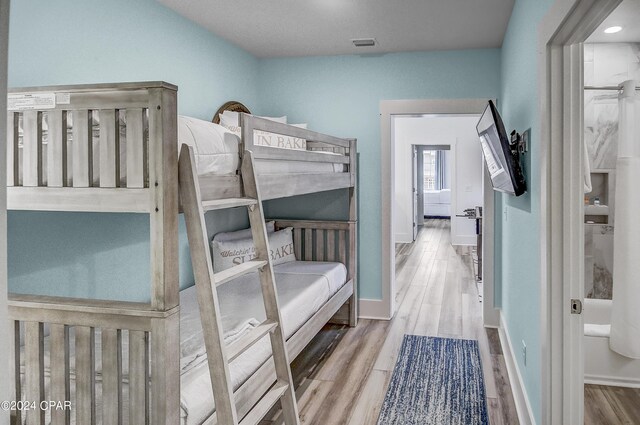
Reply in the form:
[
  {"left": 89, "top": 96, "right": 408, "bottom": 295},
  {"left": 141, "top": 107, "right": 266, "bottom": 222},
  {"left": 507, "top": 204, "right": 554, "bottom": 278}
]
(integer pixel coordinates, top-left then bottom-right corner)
[
  {"left": 395, "top": 233, "right": 413, "bottom": 244},
  {"left": 451, "top": 234, "right": 477, "bottom": 246},
  {"left": 358, "top": 298, "right": 391, "bottom": 320},
  {"left": 585, "top": 375, "right": 640, "bottom": 388},
  {"left": 499, "top": 313, "right": 536, "bottom": 425}
]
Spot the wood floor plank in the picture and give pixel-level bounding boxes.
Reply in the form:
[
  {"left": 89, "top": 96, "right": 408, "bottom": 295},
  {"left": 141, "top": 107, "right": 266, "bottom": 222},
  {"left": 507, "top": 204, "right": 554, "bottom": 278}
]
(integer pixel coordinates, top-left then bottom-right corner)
[
  {"left": 487, "top": 397, "right": 505, "bottom": 425},
  {"left": 584, "top": 385, "right": 627, "bottom": 425},
  {"left": 373, "top": 284, "right": 426, "bottom": 371},
  {"left": 486, "top": 328, "right": 503, "bottom": 355},
  {"left": 346, "top": 369, "right": 392, "bottom": 425},
  {"left": 437, "top": 254, "right": 462, "bottom": 337},
  {"left": 491, "top": 354, "right": 519, "bottom": 423},
  {"left": 413, "top": 302, "right": 441, "bottom": 337},
  {"left": 423, "top": 259, "right": 447, "bottom": 305},
  {"left": 314, "top": 320, "right": 375, "bottom": 382},
  {"left": 308, "top": 321, "right": 388, "bottom": 425},
  {"left": 585, "top": 384, "right": 640, "bottom": 425}
]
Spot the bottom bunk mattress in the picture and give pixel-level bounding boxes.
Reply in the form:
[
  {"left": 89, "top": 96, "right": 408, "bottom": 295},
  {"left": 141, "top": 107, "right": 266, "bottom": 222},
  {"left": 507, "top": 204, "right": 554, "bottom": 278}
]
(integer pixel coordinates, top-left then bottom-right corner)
[
  {"left": 17, "top": 260, "right": 348, "bottom": 425},
  {"left": 180, "top": 260, "right": 347, "bottom": 425}
]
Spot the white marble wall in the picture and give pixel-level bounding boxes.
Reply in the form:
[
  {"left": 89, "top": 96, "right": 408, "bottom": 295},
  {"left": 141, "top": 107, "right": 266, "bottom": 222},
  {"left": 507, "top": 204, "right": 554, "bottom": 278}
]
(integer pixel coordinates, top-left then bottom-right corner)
[
  {"left": 583, "top": 43, "right": 639, "bottom": 299},
  {"left": 584, "top": 43, "right": 640, "bottom": 170},
  {"left": 584, "top": 225, "right": 614, "bottom": 299}
]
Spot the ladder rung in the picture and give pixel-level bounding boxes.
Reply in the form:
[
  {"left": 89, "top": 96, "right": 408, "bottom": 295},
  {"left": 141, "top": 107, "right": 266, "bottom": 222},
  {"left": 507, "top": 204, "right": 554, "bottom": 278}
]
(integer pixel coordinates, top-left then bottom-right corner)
[
  {"left": 227, "top": 320, "right": 278, "bottom": 362},
  {"left": 202, "top": 197, "right": 257, "bottom": 211},
  {"left": 213, "top": 260, "right": 267, "bottom": 287},
  {"left": 238, "top": 382, "right": 290, "bottom": 425}
]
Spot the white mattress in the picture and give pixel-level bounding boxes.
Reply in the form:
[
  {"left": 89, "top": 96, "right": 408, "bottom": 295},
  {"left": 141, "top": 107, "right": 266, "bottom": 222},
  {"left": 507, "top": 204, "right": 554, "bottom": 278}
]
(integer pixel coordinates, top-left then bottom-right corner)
[
  {"left": 19, "top": 261, "right": 347, "bottom": 425},
  {"left": 180, "top": 260, "right": 347, "bottom": 425}
]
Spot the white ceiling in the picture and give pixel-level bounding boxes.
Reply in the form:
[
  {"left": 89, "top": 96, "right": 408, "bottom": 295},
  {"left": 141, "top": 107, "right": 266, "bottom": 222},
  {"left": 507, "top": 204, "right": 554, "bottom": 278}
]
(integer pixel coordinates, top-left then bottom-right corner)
[
  {"left": 587, "top": 0, "right": 640, "bottom": 43},
  {"left": 157, "top": 0, "right": 515, "bottom": 58}
]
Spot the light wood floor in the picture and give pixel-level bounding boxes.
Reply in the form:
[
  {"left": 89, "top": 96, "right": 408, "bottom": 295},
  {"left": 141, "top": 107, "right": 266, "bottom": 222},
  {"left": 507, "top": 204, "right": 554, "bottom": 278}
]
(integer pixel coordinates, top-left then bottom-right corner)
[
  {"left": 584, "top": 384, "right": 640, "bottom": 425},
  {"left": 263, "top": 219, "right": 519, "bottom": 424}
]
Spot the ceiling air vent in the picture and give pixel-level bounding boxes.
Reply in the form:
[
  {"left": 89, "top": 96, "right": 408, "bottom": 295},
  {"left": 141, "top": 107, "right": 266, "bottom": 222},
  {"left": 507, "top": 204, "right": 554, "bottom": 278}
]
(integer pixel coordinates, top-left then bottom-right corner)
[{"left": 351, "top": 38, "right": 376, "bottom": 47}]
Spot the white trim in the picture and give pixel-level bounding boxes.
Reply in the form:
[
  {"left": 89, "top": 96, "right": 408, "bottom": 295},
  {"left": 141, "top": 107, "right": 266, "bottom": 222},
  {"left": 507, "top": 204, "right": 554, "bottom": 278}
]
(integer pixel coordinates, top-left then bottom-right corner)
[
  {"left": 482, "top": 166, "right": 499, "bottom": 327},
  {"left": 538, "top": 1, "right": 622, "bottom": 424},
  {"left": 380, "top": 99, "right": 493, "bottom": 320},
  {"left": 358, "top": 298, "right": 391, "bottom": 320},
  {"left": 584, "top": 376, "right": 640, "bottom": 389},
  {"left": 499, "top": 313, "right": 536, "bottom": 425},
  {"left": 395, "top": 232, "right": 413, "bottom": 244},
  {"left": 451, "top": 235, "right": 476, "bottom": 246}
]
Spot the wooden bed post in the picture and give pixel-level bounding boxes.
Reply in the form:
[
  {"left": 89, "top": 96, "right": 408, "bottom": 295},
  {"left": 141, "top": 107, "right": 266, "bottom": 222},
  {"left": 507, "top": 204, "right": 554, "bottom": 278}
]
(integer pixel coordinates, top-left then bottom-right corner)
[
  {"left": 147, "top": 86, "right": 180, "bottom": 425},
  {"left": 348, "top": 139, "right": 358, "bottom": 327}
]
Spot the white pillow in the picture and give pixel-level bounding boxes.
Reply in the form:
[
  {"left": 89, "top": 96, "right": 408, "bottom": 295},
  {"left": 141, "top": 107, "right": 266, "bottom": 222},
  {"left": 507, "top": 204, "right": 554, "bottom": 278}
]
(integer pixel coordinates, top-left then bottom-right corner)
[
  {"left": 210, "top": 227, "right": 296, "bottom": 272},
  {"left": 213, "top": 222, "right": 276, "bottom": 242},
  {"left": 178, "top": 115, "right": 240, "bottom": 175},
  {"left": 221, "top": 110, "right": 287, "bottom": 126}
]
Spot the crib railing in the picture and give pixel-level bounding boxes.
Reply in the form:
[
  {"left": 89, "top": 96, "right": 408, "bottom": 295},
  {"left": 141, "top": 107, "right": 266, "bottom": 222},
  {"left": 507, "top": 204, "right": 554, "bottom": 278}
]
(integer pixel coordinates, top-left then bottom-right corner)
[
  {"left": 7, "top": 82, "right": 176, "bottom": 213},
  {"left": 8, "top": 294, "right": 179, "bottom": 425}
]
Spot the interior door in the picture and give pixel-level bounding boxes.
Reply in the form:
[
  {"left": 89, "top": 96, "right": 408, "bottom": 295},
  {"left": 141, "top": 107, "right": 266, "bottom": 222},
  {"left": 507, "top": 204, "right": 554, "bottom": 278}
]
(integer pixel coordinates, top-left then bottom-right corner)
[{"left": 412, "top": 146, "right": 418, "bottom": 241}]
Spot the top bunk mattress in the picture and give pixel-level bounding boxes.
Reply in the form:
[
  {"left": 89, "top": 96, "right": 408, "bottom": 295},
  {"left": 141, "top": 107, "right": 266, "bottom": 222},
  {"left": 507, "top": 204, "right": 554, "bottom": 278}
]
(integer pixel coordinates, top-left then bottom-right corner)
[{"left": 179, "top": 115, "right": 346, "bottom": 176}]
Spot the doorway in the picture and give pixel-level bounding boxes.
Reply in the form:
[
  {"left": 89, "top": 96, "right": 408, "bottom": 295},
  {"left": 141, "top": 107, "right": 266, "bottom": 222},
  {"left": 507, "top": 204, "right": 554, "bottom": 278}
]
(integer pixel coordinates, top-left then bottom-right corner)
[
  {"left": 539, "top": 0, "right": 640, "bottom": 423},
  {"left": 380, "top": 99, "right": 497, "bottom": 324},
  {"left": 411, "top": 145, "right": 453, "bottom": 242}
]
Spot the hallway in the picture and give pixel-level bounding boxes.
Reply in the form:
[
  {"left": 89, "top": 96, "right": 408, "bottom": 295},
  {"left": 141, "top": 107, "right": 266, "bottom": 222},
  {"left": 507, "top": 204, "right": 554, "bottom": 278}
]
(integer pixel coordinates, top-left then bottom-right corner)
[{"left": 264, "top": 219, "right": 519, "bottom": 424}]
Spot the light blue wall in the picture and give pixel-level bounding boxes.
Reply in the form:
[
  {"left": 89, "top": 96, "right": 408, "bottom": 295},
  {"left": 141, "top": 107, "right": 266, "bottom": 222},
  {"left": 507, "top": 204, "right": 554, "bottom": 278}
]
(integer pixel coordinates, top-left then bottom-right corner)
[
  {"left": 8, "top": 0, "right": 258, "bottom": 301},
  {"left": 499, "top": 0, "right": 555, "bottom": 422},
  {"left": 257, "top": 50, "right": 501, "bottom": 299}
]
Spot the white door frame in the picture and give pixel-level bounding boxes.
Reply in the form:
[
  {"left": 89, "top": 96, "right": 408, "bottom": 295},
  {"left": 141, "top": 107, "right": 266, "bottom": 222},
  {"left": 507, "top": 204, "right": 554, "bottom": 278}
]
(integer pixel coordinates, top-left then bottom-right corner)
[
  {"left": 0, "top": 1, "right": 10, "bottom": 423},
  {"left": 538, "top": 1, "right": 621, "bottom": 423},
  {"left": 380, "top": 99, "right": 498, "bottom": 325},
  {"left": 411, "top": 145, "right": 418, "bottom": 241}
]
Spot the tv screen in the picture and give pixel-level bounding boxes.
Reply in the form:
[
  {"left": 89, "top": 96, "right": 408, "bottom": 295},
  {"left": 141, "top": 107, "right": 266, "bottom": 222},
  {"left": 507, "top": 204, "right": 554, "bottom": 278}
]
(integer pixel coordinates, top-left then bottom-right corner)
[{"left": 476, "top": 100, "right": 526, "bottom": 196}]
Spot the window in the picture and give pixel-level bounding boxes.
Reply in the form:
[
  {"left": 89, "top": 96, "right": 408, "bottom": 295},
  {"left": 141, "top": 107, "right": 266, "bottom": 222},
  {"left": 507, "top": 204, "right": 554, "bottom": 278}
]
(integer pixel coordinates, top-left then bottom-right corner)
[
  {"left": 424, "top": 150, "right": 436, "bottom": 190},
  {"left": 423, "top": 149, "right": 449, "bottom": 190}
]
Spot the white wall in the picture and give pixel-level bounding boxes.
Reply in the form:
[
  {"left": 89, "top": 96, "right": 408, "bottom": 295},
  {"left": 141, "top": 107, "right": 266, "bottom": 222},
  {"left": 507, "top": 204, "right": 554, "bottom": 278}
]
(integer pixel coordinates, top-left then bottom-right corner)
[
  {"left": 394, "top": 115, "right": 483, "bottom": 245},
  {"left": 0, "top": 1, "right": 10, "bottom": 422}
]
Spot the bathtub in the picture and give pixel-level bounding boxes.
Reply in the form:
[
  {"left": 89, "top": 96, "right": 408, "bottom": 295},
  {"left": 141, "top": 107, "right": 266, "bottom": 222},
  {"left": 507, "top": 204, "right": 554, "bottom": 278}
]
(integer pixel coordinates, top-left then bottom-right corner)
[{"left": 584, "top": 298, "right": 640, "bottom": 387}]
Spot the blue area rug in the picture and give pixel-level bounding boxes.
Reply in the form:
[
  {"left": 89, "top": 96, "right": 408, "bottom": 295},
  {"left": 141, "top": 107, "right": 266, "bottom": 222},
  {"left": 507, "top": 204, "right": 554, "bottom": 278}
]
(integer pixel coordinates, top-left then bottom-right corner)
[{"left": 377, "top": 335, "right": 489, "bottom": 425}]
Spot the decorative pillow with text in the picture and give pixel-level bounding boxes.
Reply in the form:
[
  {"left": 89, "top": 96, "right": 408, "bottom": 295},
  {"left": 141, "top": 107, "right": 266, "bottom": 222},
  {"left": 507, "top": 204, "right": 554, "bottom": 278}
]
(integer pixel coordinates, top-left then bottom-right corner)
[{"left": 210, "top": 227, "right": 296, "bottom": 272}]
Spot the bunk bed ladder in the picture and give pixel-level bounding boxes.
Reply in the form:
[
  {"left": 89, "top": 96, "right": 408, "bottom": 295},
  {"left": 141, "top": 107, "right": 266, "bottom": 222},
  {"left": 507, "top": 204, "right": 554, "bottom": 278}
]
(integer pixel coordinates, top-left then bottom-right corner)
[{"left": 178, "top": 145, "right": 300, "bottom": 425}]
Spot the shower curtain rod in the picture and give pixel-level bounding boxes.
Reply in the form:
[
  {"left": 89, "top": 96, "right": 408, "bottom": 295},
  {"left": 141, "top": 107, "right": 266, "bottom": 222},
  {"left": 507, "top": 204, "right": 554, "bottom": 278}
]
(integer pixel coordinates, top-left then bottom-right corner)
[{"left": 584, "top": 85, "right": 640, "bottom": 91}]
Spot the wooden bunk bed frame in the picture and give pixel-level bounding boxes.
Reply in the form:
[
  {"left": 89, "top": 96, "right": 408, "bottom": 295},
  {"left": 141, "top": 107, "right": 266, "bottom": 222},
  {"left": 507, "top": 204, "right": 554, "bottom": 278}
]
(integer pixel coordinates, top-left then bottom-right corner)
[{"left": 6, "top": 81, "right": 357, "bottom": 425}]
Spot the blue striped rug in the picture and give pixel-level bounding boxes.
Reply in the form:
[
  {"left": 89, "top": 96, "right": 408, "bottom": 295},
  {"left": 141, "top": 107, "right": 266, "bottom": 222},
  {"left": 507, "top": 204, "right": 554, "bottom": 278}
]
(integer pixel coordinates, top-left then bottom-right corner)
[{"left": 377, "top": 335, "right": 489, "bottom": 425}]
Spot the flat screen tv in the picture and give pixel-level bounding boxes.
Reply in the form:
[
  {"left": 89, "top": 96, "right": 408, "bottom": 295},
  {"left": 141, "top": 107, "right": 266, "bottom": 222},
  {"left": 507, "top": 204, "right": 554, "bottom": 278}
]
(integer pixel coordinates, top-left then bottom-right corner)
[{"left": 476, "top": 100, "right": 527, "bottom": 196}]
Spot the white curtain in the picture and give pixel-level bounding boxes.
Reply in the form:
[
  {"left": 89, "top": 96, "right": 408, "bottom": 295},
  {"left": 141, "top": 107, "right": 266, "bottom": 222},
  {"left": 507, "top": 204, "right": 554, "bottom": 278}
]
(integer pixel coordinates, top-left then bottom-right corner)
[
  {"left": 436, "top": 151, "right": 448, "bottom": 190},
  {"left": 610, "top": 80, "right": 640, "bottom": 359}
]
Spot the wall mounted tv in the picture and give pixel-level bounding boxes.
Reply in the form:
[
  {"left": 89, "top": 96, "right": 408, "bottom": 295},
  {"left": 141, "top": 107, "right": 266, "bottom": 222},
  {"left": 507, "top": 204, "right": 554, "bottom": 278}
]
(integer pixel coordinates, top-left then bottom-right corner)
[{"left": 476, "top": 100, "right": 527, "bottom": 196}]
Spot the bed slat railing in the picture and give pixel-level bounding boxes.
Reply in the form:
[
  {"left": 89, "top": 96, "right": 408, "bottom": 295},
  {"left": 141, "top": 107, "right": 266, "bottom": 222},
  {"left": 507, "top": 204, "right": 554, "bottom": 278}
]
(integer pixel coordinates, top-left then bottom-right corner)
[
  {"left": 6, "top": 108, "right": 142, "bottom": 190},
  {"left": 50, "top": 324, "right": 71, "bottom": 425},
  {"left": 125, "top": 108, "right": 146, "bottom": 189},
  {"left": 47, "top": 110, "right": 67, "bottom": 188},
  {"left": 240, "top": 114, "right": 353, "bottom": 167},
  {"left": 6, "top": 83, "right": 176, "bottom": 213},
  {"left": 8, "top": 295, "right": 176, "bottom": 425},
  {"left": 24, "top": 322, "right": 45, "bottom": 425},
  {"left": 273, "top": 219, "right": 357, "bottom": 326}
]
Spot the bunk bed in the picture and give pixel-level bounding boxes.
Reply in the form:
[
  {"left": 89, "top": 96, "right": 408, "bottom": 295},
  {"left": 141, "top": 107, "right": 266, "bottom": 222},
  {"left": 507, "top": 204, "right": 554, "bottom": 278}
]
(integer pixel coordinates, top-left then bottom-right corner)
[{"left": 6, "top": 82, "right": 358, "bottom": 425}]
